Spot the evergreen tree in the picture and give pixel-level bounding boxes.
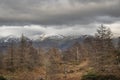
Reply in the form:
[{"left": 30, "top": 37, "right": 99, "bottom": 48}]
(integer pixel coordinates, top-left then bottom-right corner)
[
  {"left": 94, "top": 25, "right": 114, "bottom": 73},
  {"left": 95, "top": 24, "right": 113, "bottom": 51}
]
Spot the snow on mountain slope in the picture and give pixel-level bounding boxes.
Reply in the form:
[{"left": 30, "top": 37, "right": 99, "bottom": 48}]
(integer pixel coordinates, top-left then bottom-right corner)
[
  {"left": 39, "top": 33, "right": 64, "bottom": 41},
  {"left": 0, "top": 33, "right": 83, "bottom": 42},
  {"left": 0, "top": 35, "right": 19, "bottom": 43},
  {"left": 0, "top": 34, "right": 93, "bottom": 51}
]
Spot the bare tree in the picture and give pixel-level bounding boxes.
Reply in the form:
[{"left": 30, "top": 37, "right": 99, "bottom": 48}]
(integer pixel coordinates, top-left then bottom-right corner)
[
  {"left": 26, "top": 41, "right": 39, "bottom": 70},
  {"left": 118, "top": 37, "right": 120, "bottom": 50},
  {"left": 63, "top": 42, "right": 86, "bottom": 63},
  {"left": 0, "top": 52, "right": 3, "bottom": 70},
  {"left": 44, "top": 48, "right": 62, "bottom": 80},
  {"left": 17, "top": 34, "right": 28, "bottom": 69},
  {"left": 3, "top": 41, "right": 16, "bottom": 72}
]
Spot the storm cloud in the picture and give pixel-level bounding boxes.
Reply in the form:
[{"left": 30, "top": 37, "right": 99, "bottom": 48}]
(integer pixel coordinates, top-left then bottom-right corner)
[
  {"left": 0, "top": 23, "right": 120, "bottom": 39},
  {"left": 0, "top": 0, "right": 120, "bottom": 25},
  {"left": 0, "top": 0, "right": 120, "bottom": 37}
]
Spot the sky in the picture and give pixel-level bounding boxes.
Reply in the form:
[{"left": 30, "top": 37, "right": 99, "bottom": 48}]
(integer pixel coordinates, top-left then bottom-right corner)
[{"left": 0, "top": 0, "right": 120, "bottom": 38}]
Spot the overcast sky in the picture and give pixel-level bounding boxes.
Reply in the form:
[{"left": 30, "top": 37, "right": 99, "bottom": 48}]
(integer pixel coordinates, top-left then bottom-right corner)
[{"left": 0, "top": 0, "right": 120, "bottom": 38}]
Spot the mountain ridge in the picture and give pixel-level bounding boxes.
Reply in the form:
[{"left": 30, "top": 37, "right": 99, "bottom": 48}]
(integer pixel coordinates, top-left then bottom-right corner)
[
  {"left": 0, "top": 34, "right": 118, "bottom": 52},
  {"left": 0, "top": 34, "right": 89, "bottom": 52}
]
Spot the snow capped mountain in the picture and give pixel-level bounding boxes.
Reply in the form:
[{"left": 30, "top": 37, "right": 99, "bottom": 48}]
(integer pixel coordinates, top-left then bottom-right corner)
[
  {"left": 0, "top": 33, "right": 83, "bottom": 42},
  {"left": 0, "top": 34, "right": 93, "bottom": 51},
  {"left": 0, "top": 35, "right": 19, "bottom": 43},
  {"left": 39, "top": 33, "right": 65, "bottom": 41},
  {"left": 0, "top": 34, "right": 119, "bottom": 52},
  {"left": 0, "top": 34, "right": 90, "bottom": 44}
]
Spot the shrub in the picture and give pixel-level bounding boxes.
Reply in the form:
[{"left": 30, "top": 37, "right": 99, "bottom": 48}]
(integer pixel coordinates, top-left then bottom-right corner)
[
  {"left": 0, "top": 76, "right": 7, "bottom": 80},
  {"left": 81, "top": 73, "right": 98, "bottom": 80},
  {"left": 81, "top": 73, "right": 120, "bottom": 80},
  {"left": 98, "top": 75, "right": 120, "bottom": 80}
]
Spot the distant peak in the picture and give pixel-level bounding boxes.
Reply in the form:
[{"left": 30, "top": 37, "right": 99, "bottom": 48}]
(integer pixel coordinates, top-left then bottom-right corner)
[{"left": 39, "top": 33, "right": 64, "bottom": 41}]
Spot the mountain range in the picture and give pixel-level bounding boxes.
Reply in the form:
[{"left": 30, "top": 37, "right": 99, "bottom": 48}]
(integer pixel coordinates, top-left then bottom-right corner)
[
  {"left": 0, "top": 34, "right": 89, "bottom": 52},
  {"left": 0, "top": 34, "right": 119, "bottom": 52}
]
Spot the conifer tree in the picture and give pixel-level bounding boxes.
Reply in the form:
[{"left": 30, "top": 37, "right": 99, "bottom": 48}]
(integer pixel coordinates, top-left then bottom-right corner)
[{"left": 94, "top": 25, "right": 114, "bottom": 73}]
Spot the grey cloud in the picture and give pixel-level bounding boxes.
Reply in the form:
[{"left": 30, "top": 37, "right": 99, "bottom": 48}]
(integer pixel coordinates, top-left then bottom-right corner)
[
  {"left": 0, "top": 0, "right": 120, "bottom": 26},
  {"left": 0, "top": 24, "right": 119, "bottom": 38},
  {"left": 0, "top": 24, "right": 98, "bottom": 38}
]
